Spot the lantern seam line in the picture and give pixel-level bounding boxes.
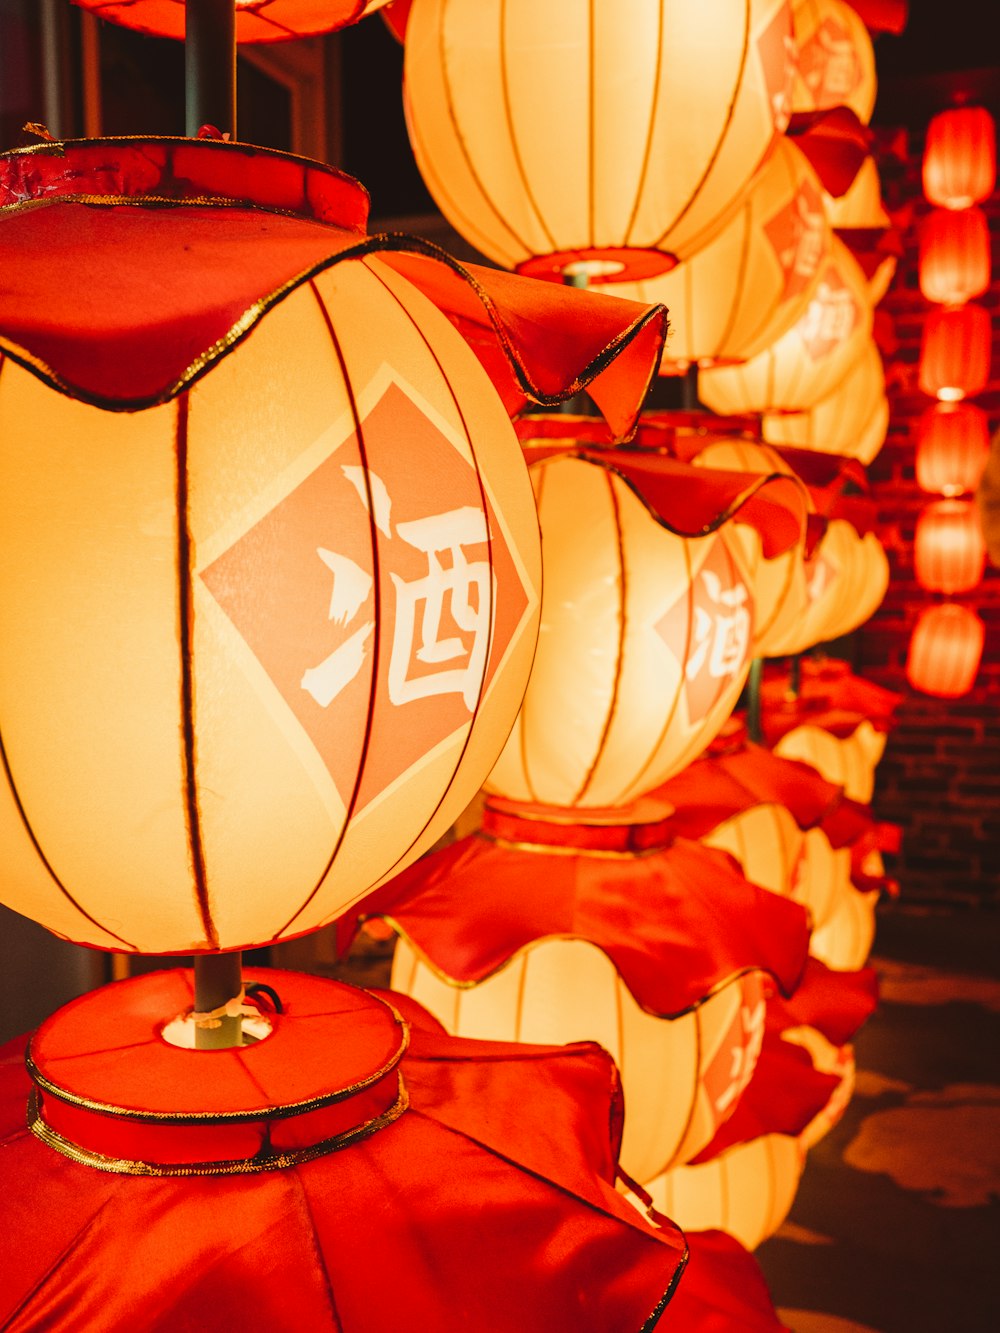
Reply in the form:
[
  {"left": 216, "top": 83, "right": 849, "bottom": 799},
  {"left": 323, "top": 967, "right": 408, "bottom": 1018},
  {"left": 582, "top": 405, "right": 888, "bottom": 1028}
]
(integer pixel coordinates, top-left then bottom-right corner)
[
  {"left": 518, "top": 458, "right": 547, "bottom": 805},
  {"left": 622, "top": 0, "right": 666, "bottom": 249}
]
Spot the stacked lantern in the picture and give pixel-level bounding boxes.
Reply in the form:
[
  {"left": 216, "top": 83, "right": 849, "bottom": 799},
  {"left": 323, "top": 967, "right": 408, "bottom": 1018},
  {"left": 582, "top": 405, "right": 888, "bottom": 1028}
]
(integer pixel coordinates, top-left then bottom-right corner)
[{"left": 909, "top": 105, "right": 996, "bottom": 697}]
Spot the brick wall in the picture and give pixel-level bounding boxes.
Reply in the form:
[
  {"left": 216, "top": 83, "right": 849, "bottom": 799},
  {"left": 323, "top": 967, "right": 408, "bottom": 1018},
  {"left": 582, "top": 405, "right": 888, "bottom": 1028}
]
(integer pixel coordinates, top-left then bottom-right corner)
[{"left": 857, "top": 127, "right": 1000, "bottom": 907}]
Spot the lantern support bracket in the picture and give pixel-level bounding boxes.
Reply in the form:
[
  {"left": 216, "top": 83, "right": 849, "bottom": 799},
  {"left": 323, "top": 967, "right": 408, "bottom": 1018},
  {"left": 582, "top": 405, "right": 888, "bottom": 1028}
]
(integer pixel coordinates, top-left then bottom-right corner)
[
  {"left": 185, "top": 0, "right": 237, "bottom": 140},
  {"left": 746, "top": 656, "right": 764, "bottom": 744},
  {"left": 193, "top": 951, "right": 244, "bottom": 1049}
]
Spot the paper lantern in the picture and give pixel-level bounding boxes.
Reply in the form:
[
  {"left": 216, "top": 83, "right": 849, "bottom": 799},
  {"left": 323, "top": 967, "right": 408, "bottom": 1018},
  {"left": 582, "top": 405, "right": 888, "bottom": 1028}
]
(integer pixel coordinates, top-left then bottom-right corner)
[
  {"left": 824, "top": 154, "right": 889, "bottom": 231},
  {"left": 790, "top": 0, "right": 878, "bottom": 124},
  {"left": 916, "top": 402, "right": 991, "bottom": 496},
  {"left": 71, "top": 0, "right": 393, "bottom": 41},
  {"left": 0, "top": 137, "right": 671, "bottom": 955},
  {"left": 808, "top": 874, "right": 877, "bottom": 970},
  {"left": 703, "top": 804, "right": 806, "bottom": 901},
  {"left": 774, "top": 720, "right": 887, "bottom": 803},
  {"left": 762, "top": 339, "right": 889, "bottom": 464},
  {"left": 698, "top": 235, "right": 875, "bottom": 416},
  {"left": 922, "top": 106, "right": 997, "bottom": 209},
  {"left": 918, "top": 303, "right": 992, "bottom": 402},
  {"left": 604, "top": 136, "right": 832, "bottom": 369},
  {"left": 403, "top": 0, "right": 795, "bottom": 282},
  {"left": 484, "top": 447, "right": 806, "bottom": 808},
  {"left": 919, "top": 207, "right": 991, "bottom": 305},
  {"left": 0, "top": 972, "right": 688, "bottom": 1332},
  {"left": 915, "top": 500, "right": 987, "bottom": 594},
  {"left": 906, "top": 603, "right": 985, "bottom": 699}
]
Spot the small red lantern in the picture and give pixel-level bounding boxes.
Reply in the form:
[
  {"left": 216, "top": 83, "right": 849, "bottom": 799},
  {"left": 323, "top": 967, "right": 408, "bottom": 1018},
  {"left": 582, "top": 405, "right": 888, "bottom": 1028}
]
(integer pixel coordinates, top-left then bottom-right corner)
[
  {"left": 914, "top": 500, "right": 987, "bottom": 593},
  {"left": 922, "top": 106, "right": 997, "bottom": 209},
  {"left": 918, "top": 303, "right": 992, "bottom": 401},
  {"left": 906, "top": 604, "right": 985, "bottom": 698},
  {"left": 918, "top": 207, "right": 991, "bottom": 304},
  {"left": 916, "top": 402, "right": 991, "bottom": 496}
]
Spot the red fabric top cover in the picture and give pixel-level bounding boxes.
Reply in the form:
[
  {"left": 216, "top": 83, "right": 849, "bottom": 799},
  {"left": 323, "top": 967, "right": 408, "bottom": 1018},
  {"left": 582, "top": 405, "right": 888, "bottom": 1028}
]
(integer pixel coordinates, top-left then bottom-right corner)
[
  {"left": 0, "top": 138, "right": 668, "bottom": 440},
  {"left": 766, "top": 956, "right": 879, "bottom": 1048},
  {"left": 662, "top": 1230, "right": 791, "bottom": 1333},
  {"left": 72, "top": 0, "right": 382, "bottom": 43}
]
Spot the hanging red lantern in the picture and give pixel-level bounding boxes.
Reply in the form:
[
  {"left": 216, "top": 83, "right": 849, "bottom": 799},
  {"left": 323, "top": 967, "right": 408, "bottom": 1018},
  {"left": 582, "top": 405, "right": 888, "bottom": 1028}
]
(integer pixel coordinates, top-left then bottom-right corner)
[
  {"left": 922, "top": 105, "right": 997, "bottom": 210},
  {"left": 907, "top": 603, "right": 986, "bottom": 698},
  {"left": 71, "top": 0, "right": 393, "bottom": 41},
  {"left": 790, "top": 0, "right": 878, "bottom": 125},
  {"left": 918, "top": 303, "right": 992, "bottom": 402},
  {"left": 918, "top": 207, "right": 991, "bottom": 304},
  {"left": 402, "top": 0, "right": 795, "bottom": 282},
  {"left": 914, "top": 500, "right": 987, "bottom": 594},
  {"left": 916, "top": 402, "right": 991, "bottom": 496}
]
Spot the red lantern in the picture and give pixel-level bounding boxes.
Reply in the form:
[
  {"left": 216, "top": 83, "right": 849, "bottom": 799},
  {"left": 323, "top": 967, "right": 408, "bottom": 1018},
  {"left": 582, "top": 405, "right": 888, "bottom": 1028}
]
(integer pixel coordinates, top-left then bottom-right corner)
[
  {"left": 918, "top": 303, "right": 992, "bottom": 402},
  {"left": 914, "top": 500, "right": 987, "bottom": 594},
  {"left": 918, "top": 207, "right": 991, "bottom": 304},
  {"left": 906, "top": 604, "right": 985, "bottom": 698},
  {"left": 71, "top": 0, "right": 392, "bottom": 41},
  {"left": 916, "top": 402, "right": 991, "bottom": 496},
  {"left": 922, "top": 106, "right": 997, "bottom": 209}
]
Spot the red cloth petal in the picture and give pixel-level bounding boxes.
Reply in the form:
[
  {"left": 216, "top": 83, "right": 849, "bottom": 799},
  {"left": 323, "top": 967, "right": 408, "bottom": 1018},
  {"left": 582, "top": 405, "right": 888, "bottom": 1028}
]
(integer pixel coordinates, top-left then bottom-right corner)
[
  {"left": 759, "top": 659, "right": 901, "bottom": 743},
  {"left": 341, "top": 815, "right": 810, "bottom": 1013},
  {"left": 766, "top": 956, "right": 879, "bottom": 1047},
  {"left": 666, "top": 1230, "right": 790, "bottom": 1333},
  {"left": 786, "top": 108, "right": 872, "bottom": 199}
]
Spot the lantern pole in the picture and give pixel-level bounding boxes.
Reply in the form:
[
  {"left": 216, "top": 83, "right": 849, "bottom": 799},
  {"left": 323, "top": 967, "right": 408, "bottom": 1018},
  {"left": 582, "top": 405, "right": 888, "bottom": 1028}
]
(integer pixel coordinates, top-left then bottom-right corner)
[
  {"left": 194, "top": 952, "right": 245, "bottom": 1050},
  {"left": 185, "top": 0, "right": 237, "bottom": 139},
  {"left": 746, "top": 656, "right": 764, "bottom": 745}
]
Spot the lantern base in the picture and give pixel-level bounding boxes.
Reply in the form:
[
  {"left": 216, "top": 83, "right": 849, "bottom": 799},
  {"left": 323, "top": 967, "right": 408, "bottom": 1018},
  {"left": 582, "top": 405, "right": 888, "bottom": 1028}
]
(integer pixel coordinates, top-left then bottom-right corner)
[{"left": 516, "top": 245, "right": 677, "bottom": 285}]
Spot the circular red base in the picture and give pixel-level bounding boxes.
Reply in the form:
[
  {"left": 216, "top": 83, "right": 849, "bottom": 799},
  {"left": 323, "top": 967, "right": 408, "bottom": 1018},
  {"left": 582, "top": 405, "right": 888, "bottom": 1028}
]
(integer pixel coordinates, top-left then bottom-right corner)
[{"left": 516, "top": 245, "right": 677, "bottom": 285}]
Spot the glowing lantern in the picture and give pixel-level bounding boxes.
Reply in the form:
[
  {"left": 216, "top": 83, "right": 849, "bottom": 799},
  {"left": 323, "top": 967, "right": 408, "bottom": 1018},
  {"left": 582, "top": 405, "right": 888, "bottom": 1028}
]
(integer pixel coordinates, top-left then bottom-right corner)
[
  {"left": 71, "top": 0, "right": 394, "bottom": 40},
  {"left": 604, "top": 136, "right": 832, "bottom": 369},
  {"left": 0, "top": 138, "right": 673, "bottom": 954},
  {"left": 824, "top": 154, "right": 889, "bottom": 231},
  {"left": 906, "top": 603, "right": 985, "bottom": 699},
  {"left": 484, "top": 447, "right": 806, "bottom": 809},
  {"left": 919, "top": 207, "right": 991, "bottom": 305},
  {"left": 794, "top": 825, "right": 853, "bottom": 934},
  {"left": 702, "top": 804, "right": 805, "bottom": 901},
  {"left": 790, "top": 0, "right": 877, "bottom": 124},
  {"left": 698, "top": 235, "right": 875, "bottom": 416},
  {"left": 809, "top": 872, "right": 878, "bottom": 970},
  {"left": 350, "top": 799, "right": 810, "bottom": 1181},
  {"left": 922, "top": 106, "right": 997, "bottom": 209},
  {"left": 773, "top": 719, "right": 887, "bottom": 803},
  {"left": 915, "top": 500, "right": 987, "bottom": 594},
  {"left": 918, "top": 303, "right": 992, "bottom": 402},
  {"left": 403, "top": 0, "right": 795, "bottom": 282},
  {"left": 916, "top": 402, "right": 991, "bottom": 496},
  {"left": 762, "top": 339, "right": 888, "bottom": 464}
]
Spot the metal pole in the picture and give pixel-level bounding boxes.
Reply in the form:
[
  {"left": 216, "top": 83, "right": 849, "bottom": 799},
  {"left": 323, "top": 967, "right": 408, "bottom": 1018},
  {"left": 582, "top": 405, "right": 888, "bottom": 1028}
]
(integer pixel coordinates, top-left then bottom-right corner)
[
  {"left": 746, "top": 656, "right": 764, "bottom": 745},
  {"left": 185, "top": 0, "right": 237, "bottom": 139},
  {"left": 40, "top": 0, "right": 74, "bottom": 138},
  {"left": 680, "top": 363, "right": 700, "bottom": 411},
  {"left": 194, "top": 952, "right": 244, "bottom": 1050}
]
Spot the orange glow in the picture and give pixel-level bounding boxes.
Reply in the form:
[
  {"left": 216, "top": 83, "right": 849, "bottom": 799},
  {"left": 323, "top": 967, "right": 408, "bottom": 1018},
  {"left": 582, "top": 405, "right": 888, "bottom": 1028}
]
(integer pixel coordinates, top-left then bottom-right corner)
[
  {"left": 403, "top": 0, "right": 795, "bottom": 280},
  {"left": 906, "top": 604, "right": 985, "bottom": 698},
  {"left": 790, "top": 0, "right": 878, "bottom": 124},
  {"left": 916, "top": 402, "right": 991, "bottom": 496},
  {"left": 922, "top": 106, "right": 997, "bottom": 209},
  {"left": 914, "top": 500, "right": 987, "bottom": 594},
  {"left": 918, "top": 303, "right": 992, "bottom": 401},
  {"left": 762, "top": 339, "right": 889, "bottom": 464},
  {"left": 918, "top": 207, "right": 991, "bottom": 304}
]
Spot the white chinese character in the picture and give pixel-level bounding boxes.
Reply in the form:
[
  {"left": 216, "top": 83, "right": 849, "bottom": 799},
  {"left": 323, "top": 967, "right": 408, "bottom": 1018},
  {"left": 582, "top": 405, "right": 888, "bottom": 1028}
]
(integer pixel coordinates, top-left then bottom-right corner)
[
  {"left": 713, "top": 997, "right": 767, "bottom": 1115},
  {"left": 686, "top": 570, "right": 751, "bottom": 682}
]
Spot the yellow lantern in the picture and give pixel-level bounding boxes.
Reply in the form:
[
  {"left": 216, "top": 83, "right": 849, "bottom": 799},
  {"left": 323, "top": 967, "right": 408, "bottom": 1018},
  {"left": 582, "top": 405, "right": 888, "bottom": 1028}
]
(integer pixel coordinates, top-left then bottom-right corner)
[
  {"left": 698, "top": 234, "right": 874, "bottom": 417},
  {"left": 761, "top": 340, "right": 889, "bottom": 464},
  {"left": 809, "top": 865, "right": 879, "bottom": 970},
  {"left": 403, "top": 0, "right": 796, "bottom": 282},
  {"left": 605, "top": 136, "right": 832, "bottom": 370},
  {"left": 484, "top": 447, "right": 807, "bottom": 809},
  {"left": 794, "top": 824, "right": 853, "bottom": 933},
  {"left": 773, "top": 720, "right": 887, "bottom": 803},
  {"left": 790, "top": 0, "right": 877, "bottom": 124},
  {"left": 702, "top": 804, "right": 806, "bottom": 900}
]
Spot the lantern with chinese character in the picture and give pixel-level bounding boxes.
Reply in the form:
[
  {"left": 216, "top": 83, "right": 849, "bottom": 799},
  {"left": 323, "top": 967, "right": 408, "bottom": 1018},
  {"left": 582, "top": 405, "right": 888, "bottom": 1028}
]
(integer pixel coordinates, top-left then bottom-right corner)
[
  {"left": 922, "top": 106, "right": 997, "bottom": 209},
  {"left": 698, "top": 235, "right": 875, "bottom": 417},
  {"left": 919, "top": 207, "right": 991, "bottom": 305},
  {"left": 402, "top": 0, "right": 795, "bottom": 282},
  {"left": 762, "top": 339, "right": 889, "bottom": 464},
  {"left": 348, "top": 798, "right": 810, "bottom": 1182},
  {"left": 916, "top": 402, "right": 991, "bottom": 496},
  {"left": 604, "top": 136, "right": 832, "bottom": 370},
  {"left": 71, "top": 0, "right": 394, "bottom": 40},
  {"left": 915, "top": 500, "right": 987, "bottom": 594},
  {"left": 790, "top": 0, "right": 877, "bottom": 124},
  {"left": 0, "top": 137, "right": 674, "bottom": 956},
  {"left": 484, "top": 446, "right": 807, "bottom": 809},
  {"left": 919, "top": 303, "right": 992, "bottom": 401},
  {"left": 906, "top": 603, "right": 985, "bottom": 698}
]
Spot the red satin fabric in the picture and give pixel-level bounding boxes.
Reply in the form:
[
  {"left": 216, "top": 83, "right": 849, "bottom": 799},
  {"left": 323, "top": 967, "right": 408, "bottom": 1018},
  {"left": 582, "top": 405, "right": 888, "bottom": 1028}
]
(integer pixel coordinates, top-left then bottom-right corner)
[
  {"left": 0, "top": 138, "right": 667, "bottom": 440},
  {"left": 766, "top": 956, "right": 879, "bottom": 1049},
  {"left": 785, "top": 106, "right": 872, "bottom": 199},
  {"left": 340, "top": 819, "right": 811, "bottom": 1013},
  {"left": 757, "top": 659, "right": 901, "bottom": 744},
  {"left": 0, "top": 973, "right": 688, "bottom": 1332},
  {"left": 663, "top": 1230, "right": 791, "bottom": 1333}
]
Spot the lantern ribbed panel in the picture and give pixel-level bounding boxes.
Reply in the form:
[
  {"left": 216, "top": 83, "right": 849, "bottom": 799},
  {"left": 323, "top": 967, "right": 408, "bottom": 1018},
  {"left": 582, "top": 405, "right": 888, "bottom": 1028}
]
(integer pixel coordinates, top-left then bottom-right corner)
[
  {"left": 484, "top": 454, "right": 758, "bottom": 809},
  {"left": 391, "top": 935, "right": 767, "bottom": 1181},
  {"left": 403, "top": 0, "right": 794, "bottom": 279},
  {"left": 604, "top": 137, "right": 832, "bottom": 368},
  {"left": 762, "top": 340, "right": 888, "bottom": 463},
  {"left": 922, "top": 106, "right": 997, "bottom": 209},
  {"left": 640, "top": 1132, "right": 805, "bottom": 1251},
  {"left": 906, "top": 603, "right": 985, "bottom": 698},
  {"left": 773, "top": 720, "right": 886, "bottom": 803},
  {"left": 790, "top": 0, "right": 877, "bottom": 124},
  {"left": 703, "top": 804, "right": 805, "bottom": 898},
  {"left": 918, "top": 303, "right": 992, "bottom": 401},
  {"left": 0, "top": 261, "right": 541, "bottom": 953},
  {"left": 918, "top": 207, "right": 991, "bottom": 304},
  {"left": 808, "top": 881, "right": 877, "bottom": 970},
  {"left": 793, "top": 827, "right": 851, "bottom": 933},
  {"left": 914, "top": 500, "right": 986, "bottom": 594},
  {"left": 916, "top": 403, "right": 991, "bottom": 496},
  {"left": 698, "top": 235, "right": 875, "bottom": 415}
]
